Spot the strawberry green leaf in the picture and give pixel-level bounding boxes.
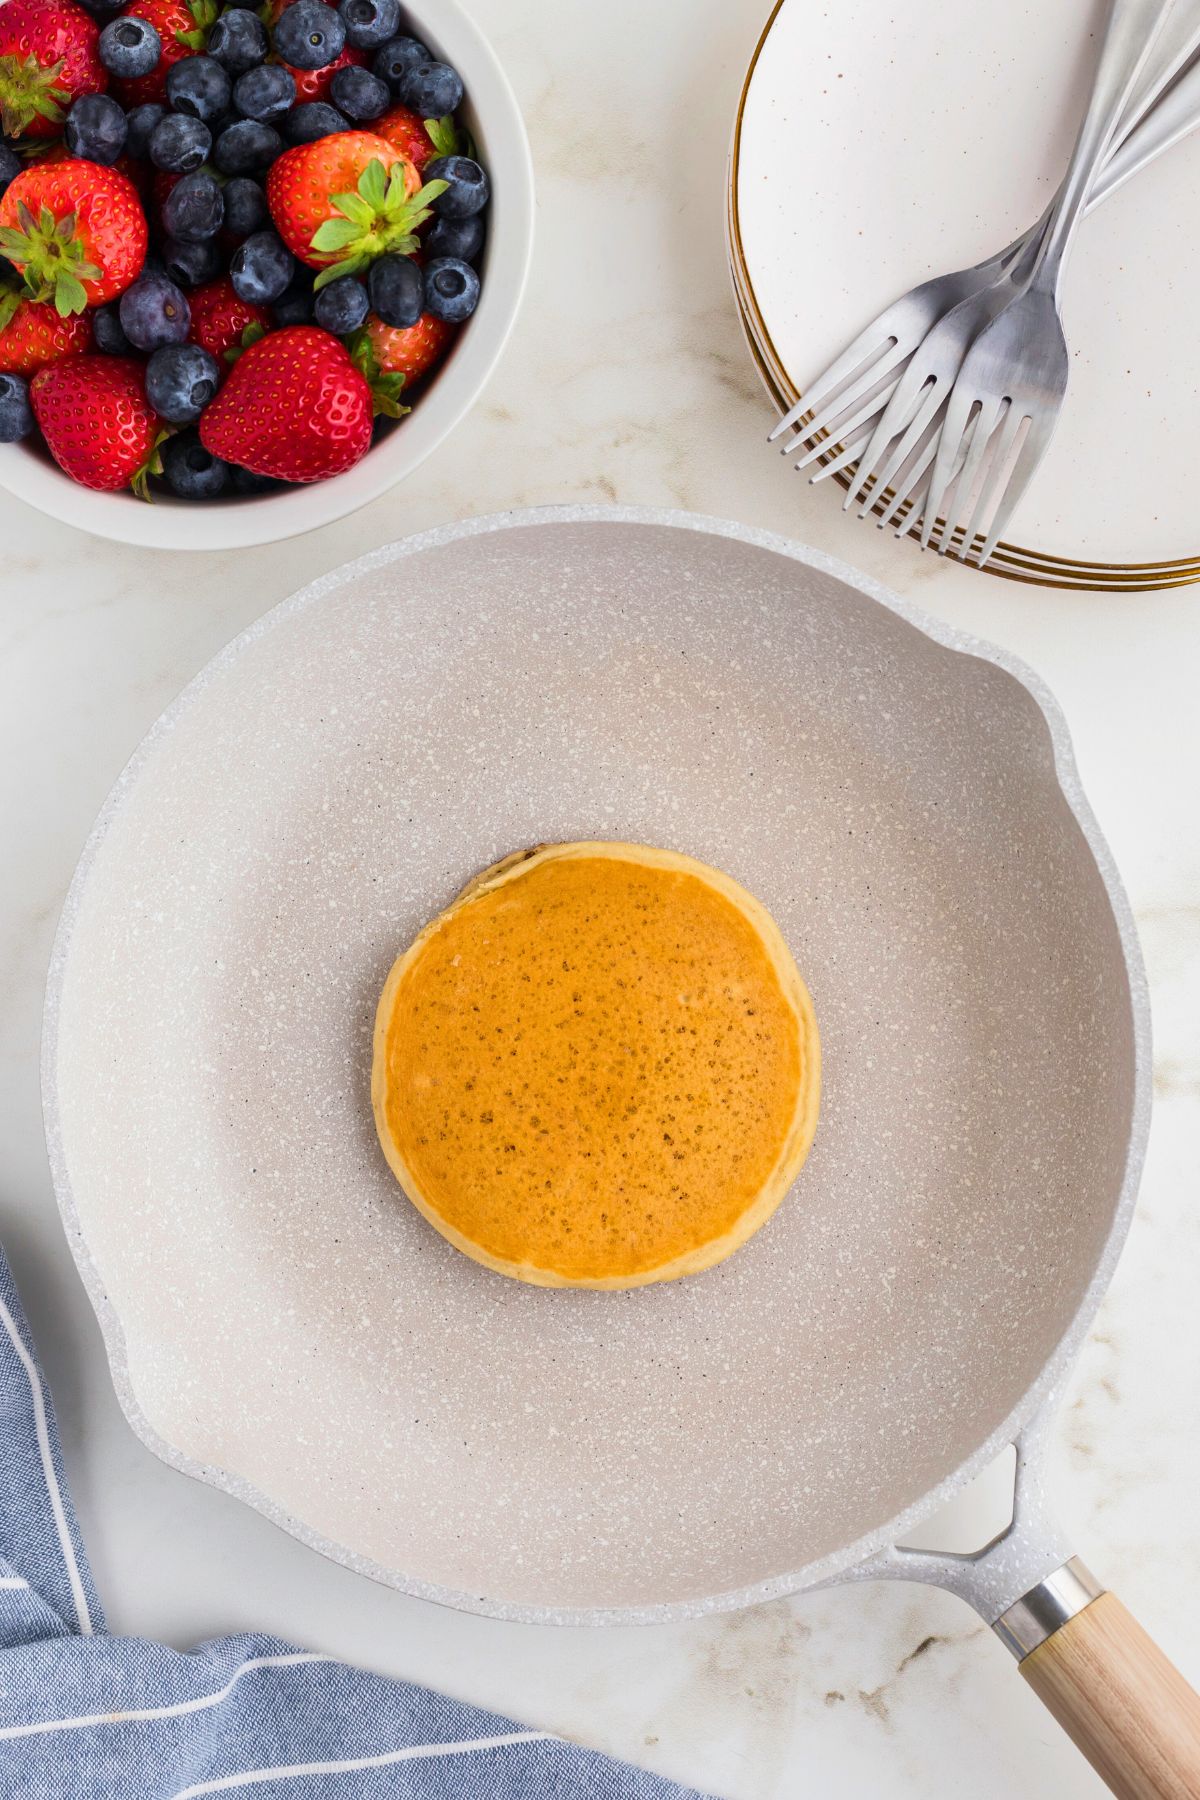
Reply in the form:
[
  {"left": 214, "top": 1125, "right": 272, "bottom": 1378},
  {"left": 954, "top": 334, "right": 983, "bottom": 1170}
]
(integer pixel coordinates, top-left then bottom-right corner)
[
  {"left": 330, "top": 188, "right": 374, "bottom": 229},
  {"left": 369, "top": 370, "right": 408, "bottom": 419},
  {"left": 224, "top": 318, "right": 267, "bottom": 364},
  {"left": 313, "top": 254, "right": 367, "bottom": 290},
  {"left": 310, "top": 218, "right": 362, "bottom": 252},
  {"left": 175, "top": 28, "right": 207, "bottom": 48},
  {"left": 0, "top": 285, "right": 22, "bottom": 333},
  {"left": 53, "top": 272, "right": 87, "bottom": 316},
  {"left": 358, "top": 158, "right": 388, "bottom": 211},
  {"left": 131, "top": 430, "right": 170, "bottom": 504},
  {"left": 308, "top": 161, "right": 448, "bottom": 280},
  {"left": 424, "top": 116, "right": 477, "bottom": 160}
]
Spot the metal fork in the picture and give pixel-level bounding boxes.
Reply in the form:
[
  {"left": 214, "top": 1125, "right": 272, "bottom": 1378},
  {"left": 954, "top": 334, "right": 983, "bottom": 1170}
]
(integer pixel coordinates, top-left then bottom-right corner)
[
  {"left": 921, "top": 0, "right": 1178, "bottom": 565},
  {"left": 769, "top": 0, "right": 1200, "bottom": 491}
]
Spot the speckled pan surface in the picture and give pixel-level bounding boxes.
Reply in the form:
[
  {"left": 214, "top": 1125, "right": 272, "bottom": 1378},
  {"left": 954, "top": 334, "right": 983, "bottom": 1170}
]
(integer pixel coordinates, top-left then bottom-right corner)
[{"left": 43, "top": 507, "right": 1150, "bottom": 1624}]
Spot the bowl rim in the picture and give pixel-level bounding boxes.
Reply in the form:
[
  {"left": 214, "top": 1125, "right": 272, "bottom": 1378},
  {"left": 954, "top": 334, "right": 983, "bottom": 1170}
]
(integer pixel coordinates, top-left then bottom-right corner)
[
  {"left": 0, "top": 0, "right": 535, "bottom": 551},
  {"left": 41, "top": 505, "right": 1152, "bottom": 1625}
]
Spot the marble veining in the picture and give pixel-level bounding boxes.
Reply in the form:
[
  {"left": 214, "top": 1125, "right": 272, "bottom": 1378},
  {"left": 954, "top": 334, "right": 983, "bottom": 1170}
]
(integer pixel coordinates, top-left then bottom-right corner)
[{"left": 1, "top": 0, "right": 1198, "bottom": 1794}]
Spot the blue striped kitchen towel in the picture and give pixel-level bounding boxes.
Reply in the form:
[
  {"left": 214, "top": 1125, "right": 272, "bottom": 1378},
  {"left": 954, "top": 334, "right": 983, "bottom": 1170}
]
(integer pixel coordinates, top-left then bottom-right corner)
[{"left": 0, "top": 1248, "right": 711, "bottom": 1799}]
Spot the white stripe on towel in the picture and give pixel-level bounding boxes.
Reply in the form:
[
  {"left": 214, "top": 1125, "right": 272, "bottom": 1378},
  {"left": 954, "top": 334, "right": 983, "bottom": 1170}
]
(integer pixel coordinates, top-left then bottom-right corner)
[
  {"left": 0, "top": 1293, "right": 93, "bottom": 1636},
  {"left": 0, "top": 1577, "right": 30, "bottom": 1591},
  {"left": 0, "top": 1652, "right": 331, "bottom": 1740},
  {"left": 170, "top": 1732, "right": 552, "bottom": 1797}
]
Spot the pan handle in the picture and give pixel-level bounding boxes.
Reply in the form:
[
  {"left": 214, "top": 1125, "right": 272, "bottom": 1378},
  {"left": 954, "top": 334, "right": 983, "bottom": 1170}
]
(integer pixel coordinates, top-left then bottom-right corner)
[
  {"left": 995, "top": 1562, "right": 1200, "bottom": 1800},
  {"left": 840, "top": 1408, "right": 1200, "bottom": 1800}
]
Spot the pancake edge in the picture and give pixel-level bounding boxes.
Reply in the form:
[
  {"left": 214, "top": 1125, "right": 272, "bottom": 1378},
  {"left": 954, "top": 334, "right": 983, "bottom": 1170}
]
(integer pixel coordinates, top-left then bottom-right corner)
[{"left": 370, "top": 840, "right": 821, "bottom": 1288}]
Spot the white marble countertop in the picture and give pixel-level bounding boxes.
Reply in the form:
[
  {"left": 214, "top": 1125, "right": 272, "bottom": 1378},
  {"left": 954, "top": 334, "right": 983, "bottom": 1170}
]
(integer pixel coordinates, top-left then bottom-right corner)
[{"left": 2, "top": 1, "right": 1198, "bottom": 1794}]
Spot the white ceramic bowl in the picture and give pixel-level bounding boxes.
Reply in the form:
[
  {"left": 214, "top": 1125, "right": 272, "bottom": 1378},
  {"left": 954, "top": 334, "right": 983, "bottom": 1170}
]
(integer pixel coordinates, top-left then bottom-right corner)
[{"left": 0, "top": 0, "right": 533, "bottom": 550}]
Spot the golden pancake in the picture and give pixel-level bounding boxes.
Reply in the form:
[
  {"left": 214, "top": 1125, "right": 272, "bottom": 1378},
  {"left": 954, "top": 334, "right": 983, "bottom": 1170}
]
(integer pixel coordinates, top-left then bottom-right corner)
[{"left": 371, "top": 842, "right": 820, "bottom": 1288}]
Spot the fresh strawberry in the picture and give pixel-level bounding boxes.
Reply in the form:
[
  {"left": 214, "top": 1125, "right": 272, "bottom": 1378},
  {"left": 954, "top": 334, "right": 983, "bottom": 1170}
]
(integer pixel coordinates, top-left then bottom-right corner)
[
  {"left": 110, "top": 0, "right": 216, "bottom": 106},
  {"left": 0, "top": 0, "right": 105, "bottom": 141},
  {"left": 29, "top": 136, "right": 150, "bottom": 198},
  {"left": 31, "top": 353, "right": 164, "bottom": 494},
  {"left": 199, "top": 323, "right": 373, "bottom": 481},
  {"left": 0, "top": 284, "right": 92, "bottom": 373},
  {"left": 0, "top": 160, "right": 147, "bottom": 310},
  {"left": 357, "top": 311, "right": 454, "bottom": 386},
  {"left": 284, "top": 43, "right": 366, "bottom": 105},
  {"left": 265, "top": 132, "right": 443, "bottom": 290},
  {"left": 375, "top": 104, "right": 437, "bottom": 170},
  {"left": 188, "top": 277, "right": 269, "bottom": 363}
]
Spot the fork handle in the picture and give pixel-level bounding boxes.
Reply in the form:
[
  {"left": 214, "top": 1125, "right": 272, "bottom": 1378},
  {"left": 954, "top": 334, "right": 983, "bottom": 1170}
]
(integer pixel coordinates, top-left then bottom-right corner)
[{"left": 1032, "top": 0, "right": 1177, "bottom": 286}]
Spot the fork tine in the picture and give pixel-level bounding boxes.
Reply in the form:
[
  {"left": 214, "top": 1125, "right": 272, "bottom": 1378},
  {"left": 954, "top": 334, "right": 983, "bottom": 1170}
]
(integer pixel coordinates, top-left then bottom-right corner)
[
  {"left": 807, "top": 428, "right": 874, "bottom": 485},
  {"left": 848, "top": 381, "right": 943, "bottom": 517},
  {"left": 790, "top": 375, "right": 902, "bottom": 471},
  {"left": 777, "top": 339, "right": 913, "bottom": 458},
  {"left": 938, "top": 395, "right": 1003, "bottom": 558},
  {"left": 767, "top": 328, "right": 900, "bottom": 443},
  {"left": 920, "top": 383, "right": 978, "bottom": 552},
  {"left": 888, "top": 436, "right": 941, "bottom": 536},
  {"left": 876, "top": 419, "right": 942, "bottom": 531},
  {"left": 973, "top": 411, "right": 1057, "bottom": 567},
  {"left": 957, "top": 402, "right": 1025, "bottom": 561}
]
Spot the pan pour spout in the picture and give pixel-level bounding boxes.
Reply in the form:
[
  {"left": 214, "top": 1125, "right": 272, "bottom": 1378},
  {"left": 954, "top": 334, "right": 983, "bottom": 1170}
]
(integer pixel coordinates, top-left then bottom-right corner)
[{"left": 837, "top": 1405, "right": 1200, "bottom": 1800}]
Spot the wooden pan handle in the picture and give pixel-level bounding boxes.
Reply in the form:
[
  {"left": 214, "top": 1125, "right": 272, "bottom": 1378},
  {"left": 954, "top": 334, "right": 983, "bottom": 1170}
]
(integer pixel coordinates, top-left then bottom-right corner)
[{"left": 1019, "top": 1592, "right": 1200, "bottom": 1800}]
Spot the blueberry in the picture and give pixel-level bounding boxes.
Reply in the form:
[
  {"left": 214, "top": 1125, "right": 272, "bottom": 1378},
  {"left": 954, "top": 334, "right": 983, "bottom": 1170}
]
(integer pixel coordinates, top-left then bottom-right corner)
[
  {"left": 230, "top": 229, "right": 293, "bottom": 304},
  {"left": 149, "top": 112, "right": 211, "bottom": 172},
  {"left": 162, "top": 234, "right": 223, "bottom": 287},
  {"left": 77, "top": 0, "right": 126, "bottom": 16},
  {"left": 395, "top": 60, "right": 462, "bottom": 117},
  {"left": 223, "top": 175, "right": 267, "bottom": 237},
  {"left": 233, "top": 62, "right": 295, "bottom": 122},
  {"left": 424, "top": 211, "right": 483, "bottom": 264},
  {"left": 0, "top": 372, "right": 33, "bottom": 443},
  {"left": 328, "top": 63, "right": 388, "bottom": 120},
  {"left": 91, "top": 301, "right": 132, "bottom": 353},
  {"left": 146, "top": 342, "right": 221, "bottom": 423},
  {"left": 214, "top": 118, "right": 281, "bottom": 173},
  {"left": 162, "top": 170, "right": 224, "bottom": 240},
  {"left": 118, "top": 269, "right": 191, "bottom": 349},
  {"left": 166, "top": 55, "right": 232, "bottom": 124},
  {"left": 97, "top": 14, "right": 160, "bottom": 77},
  {"left": 272, "top": 273, "right": 314, "bottom": 325},
  {"left": 125, "top": 101, "right": 165, "bottom": 159},
  {"left": 207, "top": 8, "right": 267, "bottom": 72},
  {"left": 336, "top": 0, "right": 398, "bottom": 49},
  {"left": 424, "top": 154, "right": 487, "bottom": 220},
  {"left": 162, "top": 428, "right": 231, "bottom": 497},
  {"left": 231, "top": 463, "right": 280, "bottom": 492},
  {"left": 281, "top": 100, "right": 347, "bottom": 143},
  {"left": 421, "top": 254, "right": 477, "bottom": 323},
  {"left": 0, "top": 143, "right": 21, "bottom": 197},
  {"left": 313, "top": 274, "right": 367, "bottom": 334},
  {"left": 372, "top": 33, "right": 427, "bottom": 89},
  {"left": 65, "top": 93, "right": 128, "bottom": 163},
  {"left": 366, "top": 252, "right": 421, "bottom": 328},
  {"left": 272, "top": 0, "right": 345, "bottom": 70}
]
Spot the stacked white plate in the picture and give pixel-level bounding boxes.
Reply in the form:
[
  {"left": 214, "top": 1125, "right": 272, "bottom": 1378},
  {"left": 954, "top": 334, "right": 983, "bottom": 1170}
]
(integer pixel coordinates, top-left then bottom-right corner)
[{"left": 729, "top": 0, "right": 1200, "bottom": 590}]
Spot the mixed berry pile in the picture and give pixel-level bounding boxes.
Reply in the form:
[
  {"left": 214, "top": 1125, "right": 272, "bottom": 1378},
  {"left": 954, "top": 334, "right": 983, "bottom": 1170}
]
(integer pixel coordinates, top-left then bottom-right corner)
[{"left": 0, "top": 0, "right": 489, "bottom": 496}]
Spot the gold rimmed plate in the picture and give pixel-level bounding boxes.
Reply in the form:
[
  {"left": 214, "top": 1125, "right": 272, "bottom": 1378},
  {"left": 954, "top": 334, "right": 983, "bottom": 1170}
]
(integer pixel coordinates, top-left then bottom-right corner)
[{"left": 729, "top": 0, "right": 1200, "bottom": 591}]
